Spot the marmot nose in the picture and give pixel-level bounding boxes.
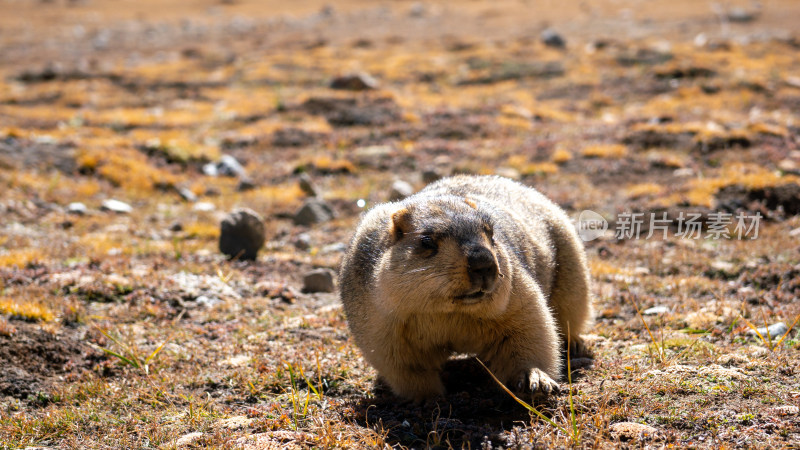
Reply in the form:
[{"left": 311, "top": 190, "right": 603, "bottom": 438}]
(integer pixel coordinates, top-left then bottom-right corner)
[{"left": 467, "top": 247, "right": 498, "bottom": 287}]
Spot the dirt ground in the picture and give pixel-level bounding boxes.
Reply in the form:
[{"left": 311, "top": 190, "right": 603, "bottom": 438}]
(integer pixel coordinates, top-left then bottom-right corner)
[{"left": 1, "top": 0, "right": 799, "bottom": 448}]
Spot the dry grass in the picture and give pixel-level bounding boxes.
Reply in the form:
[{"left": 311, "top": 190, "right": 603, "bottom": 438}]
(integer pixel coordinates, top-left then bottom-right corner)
[
  {"left": 1, "top": 0, "right": 799, "bottom": 448},
  {"left": 0, "top": 298, "right": 55, "bottom": 322},
  {"left": 581, "top": 144, "right": 628, "bottom": 159}
]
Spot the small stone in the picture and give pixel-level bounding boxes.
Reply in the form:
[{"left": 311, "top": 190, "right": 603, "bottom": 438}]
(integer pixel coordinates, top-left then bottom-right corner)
[
  {"left": 302, "top": 268, "right": 335, "bottom": 293},
  {"left": 541, "top": 28, "right": 566, "bottom": 49},
  {"left": 220, "top": 355, "right": 251, "bottom": 368},
  {"left": 214, "top": 415, "right": 254, "bottom": 431},
  {"left": 494, "top": 167, "right": 521, "bottom": 180},
  {"left": 193, "top": 202, "right": 216, "bottom": 212},
  {"left": 101, "top": 199, "right": 132, "bottom": 214},
  {"left": 236, "top": 177, "right": 257, "bottom": 191},
  {"left": 609, "top": 422, "right": 657, "bottom": 441},
  {"left": 389, "top": 180, "right": 414, "bottom": 201},
  {"left": 219, "top": 208, "right": 266, "bottom": 261},
  {"left": 294, "top": 233, "right": 312, "bottom": 251},
  {"left": 673, "top": 168, "right": 694, "bottom": 177},
  {"left": 685, "top": 311, "right": 719, "bottom": 329},
  {"left": 408, "top": 2, "right": 426, "bottom": 17},
  {"left": 422, "top": 168, "right": 443, "bottom": 184},
  {"left": 177, "top": 187, "right": 197, "bottom": 202},
  {"left": 175, "top": 432, "right": 204, "bottom": 448},
  {"left": 643, "top": 306, "right": 669, "bottom": 315},
  {"left": 738, "top": 286, "right": 755, "bottom": 295},
  {"left": 747, "top": 322, "right": 789, "bottom": 340},
  {"left": 196, "top": 295, "right": 222, "bottom": 308},
  {"left": 293, "top": 198, "right": 334, "bottom": 226},
  {"left": 298, "top": 173, "right": 319, "bottom": 197},
  {"left": 789, "top": 227, "right": 800, "bottom": 238},
  {"left": 698, "top": 364, "right": 747, "bottom": 380},
  {"left": 778, "top": 159, "right": 800, "bottom": 175},
  {"left": 169, "top": 222, "right": 183, "bottom": 232},
  {"left": 67, "top": 202, "right": 87, "bottom": 215},
  {"left": 329, "top": 72, "right": 379, "bottom": 91},
  {"left": 320, "top": 242, "right": 347, "bottom": 254},
  {"left": 353, "top": 145, "right": 393, "bottom": 167},
  {"left": 772, "top": 405, "right": 799, "bottom": 416},
  {"left": 711, "top": 260, "right": 735, "bottom": 272},
  {"left": 633, "top": 266, "right": 650, "bottom": 275},
  {"left": 727, "top": 7, "right": 759, "bottom": 23},
  {"left": 203, "top": 154, "right": 246, "bottom": 178}
]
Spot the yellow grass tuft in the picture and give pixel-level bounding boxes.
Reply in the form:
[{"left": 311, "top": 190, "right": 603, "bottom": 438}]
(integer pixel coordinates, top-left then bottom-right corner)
[
  {"left": 0, "top": 249, "right": 45, "bottom": 268},
  {"left": 581, "top": 144, "right": 628, "bottom": 159},
  {"left": 686, "top": 163, "right": 798, "bottom": 207},
  {"left": 306, "top": 156, "right": 356, "bottom": 174},
  {"left": 590, "top": 260, "right": 633, "bottom": 278},
  {"left": 551, "top": 148, "right": 573, "bottom": 164},
  {"left": 748, "top": 122, "right": 788, "bottom": 137},
  {"left": 0, "top": 316, "right": 17, "bottom": 336},
  {"left": 646, "top": 150, "right": 686, "bottom": 168},
  {"left": 505, "top": 155, "right": 559, "bottom": 175},
  {"left": 0, "top": 298, "right": 55, "bottom": 322},
  {"left": 496, "top": 114, "right": 533, "bottom": 131},
  {"left": 184, "top": 223, "right": 221, "bottom": 240},
  {"left": 626, "top": 183, "right": 665, "bottom": 199}
]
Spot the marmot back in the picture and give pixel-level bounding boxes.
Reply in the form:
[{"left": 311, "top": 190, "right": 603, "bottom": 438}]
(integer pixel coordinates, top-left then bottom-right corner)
[{"left": 339, "top": 175, "right": 592, "bottom": 402}]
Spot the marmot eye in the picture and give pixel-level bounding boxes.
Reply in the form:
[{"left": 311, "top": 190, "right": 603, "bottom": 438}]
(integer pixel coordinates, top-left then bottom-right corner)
[
  {"left": 484, "top": 224, "right": 494, "bottom": 240},
  {"left": 419, "top": 235, "right": 437, "bottom": 251}
]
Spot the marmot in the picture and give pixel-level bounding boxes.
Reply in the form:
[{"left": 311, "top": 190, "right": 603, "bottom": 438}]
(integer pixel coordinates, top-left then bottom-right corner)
[{"left": 339, "top": 175, "right": 592, "bottom": 402}]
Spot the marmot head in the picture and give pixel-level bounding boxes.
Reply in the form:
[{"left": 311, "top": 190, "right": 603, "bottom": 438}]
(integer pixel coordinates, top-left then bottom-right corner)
[{"left": 375, "top": 196, "right": 513, "bottom": 317}]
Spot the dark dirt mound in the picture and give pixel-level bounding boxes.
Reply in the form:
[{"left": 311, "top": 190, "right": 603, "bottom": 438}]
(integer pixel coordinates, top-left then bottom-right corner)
[
  {"left": 353, "top": 357, "right": 589, "bottom": 448},
  {"left": 0, "top": 322, "right": 103, "bottom": 403},
  {"left": 299, "top": 96, "right": 402, "bottom": 127},
  {"left": 715, "top": 183, "right": 800, "bottom": 217}
]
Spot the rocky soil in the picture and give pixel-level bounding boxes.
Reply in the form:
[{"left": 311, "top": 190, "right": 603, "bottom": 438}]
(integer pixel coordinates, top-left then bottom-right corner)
[{"left": 1, "top": 0, "right": 799, "bottom": 448}]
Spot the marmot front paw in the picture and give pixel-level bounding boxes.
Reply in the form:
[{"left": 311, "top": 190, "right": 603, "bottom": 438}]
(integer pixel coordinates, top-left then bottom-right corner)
[{"left": 515, "top": 368, "right": 561, "bottom": 399}]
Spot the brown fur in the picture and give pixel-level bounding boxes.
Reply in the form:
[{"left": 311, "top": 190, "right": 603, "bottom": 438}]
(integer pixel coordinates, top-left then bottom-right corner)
[{"left": 339, "top": 175, "right": 593, "bottom": 402}]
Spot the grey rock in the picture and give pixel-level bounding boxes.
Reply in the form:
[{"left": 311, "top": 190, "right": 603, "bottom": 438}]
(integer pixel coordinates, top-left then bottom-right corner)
[
  {"left": 609, "top": 422, "right": 658, "bottom": 440},
  {"left": 236, "top": 177, "right": 256, "bottom": 192},
  {"left": 747, "top": 322, "right": 789, "bottom": 340},
  {"left": 541, "top": 28, "right": 566, "bottom": 49},
  {"left": 177, "top": 187, "right": 197, "bottom": 202},
  {"left": 643, "top": 306, "right": 670, "bottom": 315},
  {"left": 193, "top": 202, "right": 216, "bottom": 212},
  {"left": 353, "top": 145, "right": 393, "bottom": 167},
  {"left": 294, "top": 233, "right": 312, "bottom": 251},
  {"left": 320, "top": 242, "right": 347, "bottom": 254},
  {"left": 175, "top": 432, "right": 204, "bottom": 448},
  {"left": 727, "top": 7, "right": 759, "bottom": 23},
  {"left": 101, "top": 199, "right": 132, "bottom": 214},
  {"left": 293, "top": 198, "right": 334, "bottom": 226},
  {"left": 202, "top": 162, "right": 218, "bottom": 176},
  {"left": 495, "top": 167, "right": 521, "bottom": 180},
  {"left": 422, "top": 168, "right": 443, "bottom": 184},
  {"left": 195, "top": 295, "right": 222, "bottom": 308},
  {"left": 329, "top": 72, "right": 379, "bottom": 91},
  {"left": 298, "top": 173, "right": 320, "bottom": 197},
  {"left": 67, "top": 202, "right": 87, "bottom": 215},
  {"left": 302, "top": 268, "right": 335, "bottom": 293},
  {"left": 389, "top": 180, "right": 414, "bottom": 201},
  {"left": 219, "top": 208, "right": 266, "bottom": 261},
  {"left": 408, "top": 2, "right": 426, "bottom": 17},
  {"left": 203, "top": 154, "right": 246, "bottom": 178}
]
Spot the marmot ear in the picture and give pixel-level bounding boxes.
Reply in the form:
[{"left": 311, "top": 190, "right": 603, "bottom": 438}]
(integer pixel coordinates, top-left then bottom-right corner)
[{"left": 390, "top": 207, "right": 413, "bottom": 242}]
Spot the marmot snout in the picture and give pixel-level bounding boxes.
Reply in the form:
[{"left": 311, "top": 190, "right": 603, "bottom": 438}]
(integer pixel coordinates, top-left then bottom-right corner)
[{"left": 340, "top": 175, "right": 593, "bottom": 402}]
